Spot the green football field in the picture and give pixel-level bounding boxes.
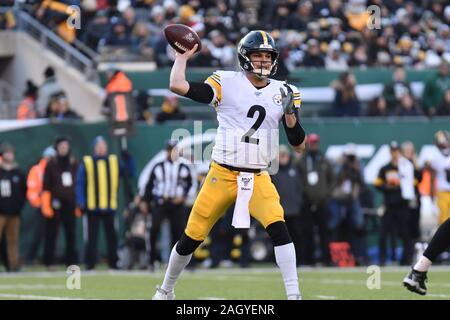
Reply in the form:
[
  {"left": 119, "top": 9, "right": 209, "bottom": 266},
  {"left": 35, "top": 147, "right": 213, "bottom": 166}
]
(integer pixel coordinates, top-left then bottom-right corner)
[{"left": 0, "top": 266, "right": 449, "bottom": 300}]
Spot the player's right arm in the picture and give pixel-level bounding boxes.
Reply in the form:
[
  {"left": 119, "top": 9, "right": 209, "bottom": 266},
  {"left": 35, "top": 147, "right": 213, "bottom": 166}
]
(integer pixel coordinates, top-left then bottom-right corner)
[
  {"left": 169, "top": 44, "right": 216, "bottom": 105},
  {"left": 169, "top": 44, "right": 198, "bottom": 95}
]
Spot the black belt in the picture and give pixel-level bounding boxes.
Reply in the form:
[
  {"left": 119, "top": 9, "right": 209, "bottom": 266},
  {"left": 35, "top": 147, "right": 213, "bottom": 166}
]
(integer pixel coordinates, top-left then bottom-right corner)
[{"left": 216, "top": 162, "right": 261, "bottom": 173}]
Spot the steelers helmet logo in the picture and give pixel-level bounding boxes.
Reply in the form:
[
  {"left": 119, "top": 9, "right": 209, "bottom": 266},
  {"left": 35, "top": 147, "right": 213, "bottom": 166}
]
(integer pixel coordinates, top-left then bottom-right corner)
[{"left": 273, "top": 94, "right": 282, "bottom": 105}]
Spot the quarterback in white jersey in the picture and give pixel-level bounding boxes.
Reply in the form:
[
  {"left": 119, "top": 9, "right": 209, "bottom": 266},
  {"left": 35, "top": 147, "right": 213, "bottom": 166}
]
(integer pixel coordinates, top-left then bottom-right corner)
[
  {"left": 205, "top": 69, "right": 301, "bottom": 170},
  {"left": 153, "top": 30, "right": 306, "bottom": 300}
]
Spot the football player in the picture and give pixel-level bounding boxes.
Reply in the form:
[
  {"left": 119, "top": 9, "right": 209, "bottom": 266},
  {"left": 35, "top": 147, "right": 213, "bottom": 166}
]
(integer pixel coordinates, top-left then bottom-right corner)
[{"left": 153, "top": 30, "right": 306, "bottom": 300}]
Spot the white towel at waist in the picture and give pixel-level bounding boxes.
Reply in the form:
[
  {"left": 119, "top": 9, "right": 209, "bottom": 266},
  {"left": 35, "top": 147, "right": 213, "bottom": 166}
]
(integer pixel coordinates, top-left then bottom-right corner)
[{"left": 232, "top": 172, "right": 254, "bottom": 229}]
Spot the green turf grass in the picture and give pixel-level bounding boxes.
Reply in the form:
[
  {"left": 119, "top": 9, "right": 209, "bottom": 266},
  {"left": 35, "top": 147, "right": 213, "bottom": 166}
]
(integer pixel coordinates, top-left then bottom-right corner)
[{"left": 0, "top": 266, "right": 448, "bottom": 300}]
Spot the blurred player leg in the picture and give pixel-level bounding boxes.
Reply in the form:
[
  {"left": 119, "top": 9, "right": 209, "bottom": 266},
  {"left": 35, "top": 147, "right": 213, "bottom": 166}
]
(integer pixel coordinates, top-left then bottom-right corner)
[
  {"left": 154, "top": 163, "right": 236, "bottom": 299},
  {"left": 249, "top": 173, "right": 301, "bottom": 300}
]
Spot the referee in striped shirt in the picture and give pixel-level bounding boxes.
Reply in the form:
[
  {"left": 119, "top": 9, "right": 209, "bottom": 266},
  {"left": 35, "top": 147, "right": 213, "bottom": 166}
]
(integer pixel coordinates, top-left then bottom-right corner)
[{"left": 142, "top": 140, "right": 193, "bottom": 270}]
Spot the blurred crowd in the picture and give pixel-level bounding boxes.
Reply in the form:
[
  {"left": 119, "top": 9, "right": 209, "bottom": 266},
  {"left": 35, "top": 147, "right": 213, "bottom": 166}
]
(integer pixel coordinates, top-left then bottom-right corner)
[
  {"left": 6, "top": 0, "right": 446, "bottom": 70},
  {"left": 332, "top": 62, "right": 450, "bottom": 117},
  {"left": 1, "top": 129, "right": 449, "bottom": 271}
]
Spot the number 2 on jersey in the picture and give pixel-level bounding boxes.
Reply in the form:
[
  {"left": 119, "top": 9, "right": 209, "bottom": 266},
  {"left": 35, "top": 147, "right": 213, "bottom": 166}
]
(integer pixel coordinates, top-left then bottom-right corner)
[{"left": 241, "top": 105, "right": 266, "bottom": 145}]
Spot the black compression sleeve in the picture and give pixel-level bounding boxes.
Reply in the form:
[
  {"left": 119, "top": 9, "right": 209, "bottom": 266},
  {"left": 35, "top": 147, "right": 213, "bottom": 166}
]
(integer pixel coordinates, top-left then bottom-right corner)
[
  {"left": 184, "top": 81, "right": 214, "bottom": 104},
  {"left": 282, "top": 111, "right": 306, "bottom": 146}
]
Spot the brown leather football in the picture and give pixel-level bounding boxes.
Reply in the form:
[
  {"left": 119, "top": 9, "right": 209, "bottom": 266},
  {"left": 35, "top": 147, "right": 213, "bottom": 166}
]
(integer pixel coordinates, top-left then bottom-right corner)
[{"left": 164, "top": 24, "right": 202, "bottom": 54}]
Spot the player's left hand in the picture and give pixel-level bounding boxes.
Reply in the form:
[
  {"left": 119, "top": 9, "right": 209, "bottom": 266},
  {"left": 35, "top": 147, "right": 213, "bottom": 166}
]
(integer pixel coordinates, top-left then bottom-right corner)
[{"left": 280, "top": 83, "right": 295, "bottom": 114}]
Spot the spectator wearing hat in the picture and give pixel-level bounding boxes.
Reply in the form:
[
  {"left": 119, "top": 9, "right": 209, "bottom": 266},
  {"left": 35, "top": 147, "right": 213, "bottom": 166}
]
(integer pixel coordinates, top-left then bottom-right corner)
[
  {"left": 374, "top": 141, "right": 415, "bottom": 265},
  {"left": 42, "top": 137, "right": 79, "bottom": 269},
  {"left": 0, "top": 143, "right": 27, "bottom": 272},
  {"left": 325, "top": 40, "right": 349, "bottom": 71},
  {"left": 76, "top": 136, "right": 135, "bottom": 270},
  {"left": 25, "top": 146, "right": 56, "bottom": 265},
  {"left": 37, "top": 66, "right": 63, "bottom": 117},
  {"left": 296, "top": 134, "right": 334, "bottom": 265},
  {"left": 141, "top": 140, "right": 193, "bottom": 270},
  {"left": 16, "top": 80, "right": 38, "bottom": 121},
  {"left": 271, "top": 145, "right": 303, "bottom": 265}
]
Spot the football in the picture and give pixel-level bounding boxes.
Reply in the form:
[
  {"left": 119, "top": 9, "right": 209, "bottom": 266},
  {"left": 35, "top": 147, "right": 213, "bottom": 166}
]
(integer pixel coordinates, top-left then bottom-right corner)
[{"left": 164, "top": 24, "right": 202, "bottom": 54}]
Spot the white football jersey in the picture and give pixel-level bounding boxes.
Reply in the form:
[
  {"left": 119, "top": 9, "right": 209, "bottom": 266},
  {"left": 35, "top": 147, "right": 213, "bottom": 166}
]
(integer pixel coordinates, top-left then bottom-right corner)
[
  {"left": 431, "top": 151, "right": 450, "bottom": 192},
  {"left": 204, "top": 70, "right": 301, "bottom": 170}
]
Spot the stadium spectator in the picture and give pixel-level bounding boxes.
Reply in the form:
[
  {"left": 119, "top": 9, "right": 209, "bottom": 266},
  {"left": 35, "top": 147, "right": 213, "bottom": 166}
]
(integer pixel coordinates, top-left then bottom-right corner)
[
  {"left": 134, "top": 90, "right": 155, "bottom": 124},
  {"left": 130, "top": 22, "right": 154, "bottom": 60},
  {"left": 37, "top": 66, "right": 63, "bottom": 117},
  {"left": 206, "top": 30, "right": 235, "bottom": 67},
  {"left": 394, "top": 93, "right": 423, "bottom": 117},
  {"left": 104, "top": 21, "right": 133, "bottom": 47},
  {"left": 366, "top": 96, "right": 389, "bottom": 117},
  {"left": 401, "top": 141, "right": 423, "bottom": 243},
  {"left": 45, "top": 94, "right": 61, "bottom": 119},
  {"left": 141, "top": 140, "right": 193, "bottom": 271},
  {"left": 302, "top": 39, "right": 325, "bottom": 68},
  {"left": 422, "top": 62, "right": 450, "bottom": 116},
  {"left": 0, "top": 7, "right": 15, "bottom": 30},
  {"left": 156, "top": 95, "right": 186, "bottom": 123},
  {"left": 34, "top": 0, "right": 77, "bottom": 43},
  {"left": 271, "top": 145, "right": 303, "bottom": 265},
  {"left": 375, "top": 141, "right": 415, "bottom": 266},
  {"left": 271, "top": 3, "right": 291, "bottom": 31},
  {"left": 436, "top": 88, "right": 450, "bottom": 116},
  {"left": 331, "top": 71, "right": 361, "bottom": 116},
  {"left": 55, "top": 93, "right": 83, "bottom": 120},
  {"left": 348, "top": 44, "right": 369, "bottom": 68},
  {"left": 382, "top": 66, "right": 413, "bottom": 110},
  {"left": 203, "top": 7, "right": 230, "bottom": 40},
  {"left": 42, "top": 136, "right": 79, "bottom": 269},
  {"left": 25, "top": 146, "right": 56, "bottom": 265},
  {"left": 287, "top": 1, "right": 314, "bottom": 31},
  {"left": 325, "top": 40, "right": 348, "bottom": 71},
  {"left": 328, "top": 143, "right": 365, "bottom": 264},
  {"left": 189, "top": 39, "right": 221, "bottom": 67},
  {"left": 76, "top": 136, "right": 130, "bottom": 270},
  {"left": 296, "top": 134, "right": 333, "bottom": 266},
  {"left": 16, "top": 80, "right": 38, "bottom": 121},
  {"left": 344, "top": 0, "right": 370, "bottom": 32},
  {"left": 83, "top": 10, "right": 111, "bottom": 51},
  {"left": 0, "top": 143, "right": 27, "bottom": 272}
]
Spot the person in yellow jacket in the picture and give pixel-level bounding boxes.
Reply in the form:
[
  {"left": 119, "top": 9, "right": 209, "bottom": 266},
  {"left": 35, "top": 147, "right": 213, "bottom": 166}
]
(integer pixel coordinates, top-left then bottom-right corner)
[
  {"left": 25, "top": 146, "right": 55, "bottom": 265},
  {"left": 76, "top": 136, "right": 136, "bottom": 270}
]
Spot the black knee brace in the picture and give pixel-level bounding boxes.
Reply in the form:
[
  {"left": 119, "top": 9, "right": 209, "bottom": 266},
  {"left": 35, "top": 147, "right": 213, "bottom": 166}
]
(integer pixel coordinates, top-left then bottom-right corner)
[
  {"left": 266, "top": 221, "right": 292, "bottom": 246},
  {"left": 176, "top": 233, "right": 203, "bottom": 255}
]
